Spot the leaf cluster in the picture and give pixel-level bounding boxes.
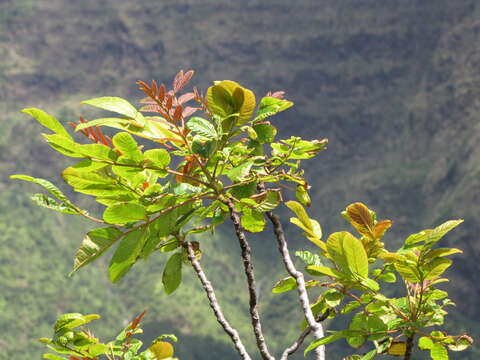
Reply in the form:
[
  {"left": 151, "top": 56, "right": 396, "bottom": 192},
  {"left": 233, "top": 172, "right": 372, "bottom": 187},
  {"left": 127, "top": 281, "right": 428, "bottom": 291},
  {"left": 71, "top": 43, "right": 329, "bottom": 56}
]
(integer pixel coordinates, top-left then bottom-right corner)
[
  {"left": 273, "top": 202, "right": 473, "bottom": 359},
  {"left": 39, "top": 311, "right": 179, "bottom": 360}
]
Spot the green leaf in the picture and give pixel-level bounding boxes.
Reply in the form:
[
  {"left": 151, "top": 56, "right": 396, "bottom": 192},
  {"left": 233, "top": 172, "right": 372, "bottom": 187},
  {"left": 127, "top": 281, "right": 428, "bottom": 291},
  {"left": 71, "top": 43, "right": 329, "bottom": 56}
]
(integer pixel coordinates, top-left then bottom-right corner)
[
  {"left": 43, "top": 354, "right": 65, "bottom": 360},
  {"left": 109, "top": 227, "right": 149, "bottom": 283},
  {"left": 394, "top": 262, "right": 421, "bottom": 282},
  {"left": 326, "top": 232, "right": 368, "bottom": 277},
  {"left": 347, "top": 334, "right": 366, "bottom": 348},
  {"left": 252, "top": 124, "right": 277, "bottom": 143},
  {"left": 82, "top": 97, "right": 143, "bottom": 123},
  {"left": 207, "top": 83, "right": 235, "bottom": 118},
  {"left": 427, "top": 220, "right": 463, "bottom": 244},
  {"left": 71, "top": 227, "right": 123, "bottom": 274},
  {"left": 272, "top": 277, "right": 297, "bottom": 294},
  {"left": 103, "top": 203, "right": 147, "bottom": 224},
  {"left": 22, "top": 108, "right": 72, "bottom": 140},
  {"left": 377, "top": 272, "right": 396, "bottom": 283},
  {"left": 74, "top": 117, "right": 131, "bottom": 131},
  {"left": 253, "top": 190, "right": 282, "bottom": 212},
  {"left": 77, "top": 143, "right": 118, "bottom": 161},
  {"left": 186, "top": 117, "right": 218, "bottom": 139},
  {"left": 42, "top": 134, "right": 83, "bottom": 158},
  {"left": 360, "top": 349, "right": 377, "bottom": 360},
  {"left": 11, "top": 175, "right": 71, "bottom": 203},
  {"left": 254, "top": 97, "right": 293, "bottom": 122},
  {"left": 430, "top": 343, "right": 449, "bottom": 360},
  {"left": 423, "top": 258, "right": 452, "bottom": 280},
  {"left": 448, "top": 336, "right": 473, "bottom": 351},
  {"left": 62, "top": 167, "right": 115, "bottom": 189},
  {"left": 206, "top": 81, "right": 255, "bottom": 125},
  {"left": 31, "top": 194, "right": 78, "bottom": 214},
  {"left": 71, "top": 159, "right": 109, "bottom": 172},
  {"left": 286, "top": 201, "right": 311, "bottom": 229},
  {"left": 54, "top": 313, "right": 101, "bottom": 332},
  {"left": 304, "top": 331, "right": 346, "bottom": 355},
  {"left": 112, "top": 132, "right": 143, "bottom": 161},
  {"left": 306, "top": 265, "right": 342, "bottom": 278},
  {"left": 295, "top": 250, "right": 323, "bottom": 267},
  {"left": 271, "top": 277, "right": 319, "bottom": 294},
  {"left": 226, "top": 161, "right": 254, "bottom": 182},
  {"left": 241, "top": 209, "right": 265, "bottom": 232},
  {"left": 87, "top": 343, "right": 110, "bottom": 357},
  {"left": 144, "top": 149, "right": 171, "bottom": 169},
  {"left": 295, "top": 184, "right": 311, "bottom": 207},
  {"left": 359, "top": 277, "right": 380, "bottom": 291},
  {"left": 405, "top": 220, "right": 463, "bottom": 246},
  {"left": 424, "top": 248, "right": 463, "bottom": 260},
  {"left": 162, "top": 252, "right": 183, "bottom": 294},
  {"left": 324, "top": 290, "right": 344, "bottom": 307}
]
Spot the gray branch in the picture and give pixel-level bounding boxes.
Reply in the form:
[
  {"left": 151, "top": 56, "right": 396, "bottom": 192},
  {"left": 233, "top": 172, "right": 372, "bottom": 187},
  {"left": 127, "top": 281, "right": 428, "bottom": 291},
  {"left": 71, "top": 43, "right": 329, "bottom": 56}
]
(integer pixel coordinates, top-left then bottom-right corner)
[
  {"left": 225, "top": 199, "right": 275, "bottom": 360},
  {"left": 281, "top": 326, "right": 312, "bottom": 360},
  {"left": 187, "top": 243, "right": 252, "bottom": 360},
  {"left": 267, "top": 211, "right": 326, "bottom": 360}
]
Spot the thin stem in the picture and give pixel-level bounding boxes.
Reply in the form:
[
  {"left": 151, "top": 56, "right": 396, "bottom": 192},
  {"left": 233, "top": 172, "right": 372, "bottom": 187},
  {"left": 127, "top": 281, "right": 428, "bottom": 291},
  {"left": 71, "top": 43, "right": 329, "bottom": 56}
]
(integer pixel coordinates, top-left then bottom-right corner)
[
  {"left": 281, "top": 311, "right": 331, "bottom": 360},
  {"left": 404, "top": 334, "right": 415, "bottom": 360},
  {"left": 75, "top": 209, "right": 106, "bottom": 224},
  {"left": 224, "top": 198, "right": 275, "bottom": 360},
  {"left": 186, "top": 243, "right": 252, "bottom": 360},
  {"left": 281, "top": 327, "right": 311, "bottom": 360},
  {"left": 266, "top": 211, "right": 325, "bottom": 360}
]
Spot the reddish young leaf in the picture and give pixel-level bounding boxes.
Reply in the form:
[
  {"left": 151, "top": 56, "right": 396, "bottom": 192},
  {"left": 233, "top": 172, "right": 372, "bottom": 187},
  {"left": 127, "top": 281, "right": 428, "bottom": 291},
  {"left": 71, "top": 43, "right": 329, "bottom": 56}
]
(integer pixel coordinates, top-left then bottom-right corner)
[
  {"left": 346, "top": 202, "right": 375, "bottom": 237},
  {"left": 128, "top": 310, "right": 147, "bottom": 331},
  {"left": 173, "top": 105, "right": 183, "bottom": 122},
  {"left": 173, "top": 69, "right": 184, "bottom": 93},
  {"left": 158, "top": 84, "right": 166, "bottom": 102},
  {"left": 165, "top": 95, "right": 173, "bottom": 110},
  {"left": 177, "top": 92, "right": 195, "bottom": 105},
  {"left": 182, "top": 106, "right": 199, "bottom": 118},
  {"left": 140, "top": 104, "right": 161, "bottom": 113},
  {"left": 266, "top": 90, "right": 286, "bottom": 99},
  {"left": 374, "top": 220, "right": 393, "bottom": 239},
  {"left": 151, "top": 79, "right": 158, "bottom": 97},
  {"left": 177, "top": 69, "right": 194, "bottom": 92}
]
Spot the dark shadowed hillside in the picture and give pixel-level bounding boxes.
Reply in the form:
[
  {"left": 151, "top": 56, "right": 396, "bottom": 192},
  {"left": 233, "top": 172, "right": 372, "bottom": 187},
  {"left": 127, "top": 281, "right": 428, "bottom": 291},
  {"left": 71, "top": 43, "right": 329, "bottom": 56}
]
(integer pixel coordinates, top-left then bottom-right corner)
[{"left": 1, "top": 1, "right": 479, "bottom": 358}]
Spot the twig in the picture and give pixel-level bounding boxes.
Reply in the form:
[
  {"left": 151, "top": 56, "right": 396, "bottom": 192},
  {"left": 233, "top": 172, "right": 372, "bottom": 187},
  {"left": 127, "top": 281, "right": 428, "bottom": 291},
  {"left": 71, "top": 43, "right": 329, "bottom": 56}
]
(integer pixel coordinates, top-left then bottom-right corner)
[
  {"left": 404, "top": 334, "right": 415, "bottom": 360},
  {"left": 224, "top": 199, "right": 275, "bottom": 360},
  {"left": 281, "top": 311, "right": 330, "bottom": 360},
  {"left": 266, "top": 211, "right": 325, "bottom": 360},
  {"left": 186, "top": 243, "right": 252, "bottom": 360}
]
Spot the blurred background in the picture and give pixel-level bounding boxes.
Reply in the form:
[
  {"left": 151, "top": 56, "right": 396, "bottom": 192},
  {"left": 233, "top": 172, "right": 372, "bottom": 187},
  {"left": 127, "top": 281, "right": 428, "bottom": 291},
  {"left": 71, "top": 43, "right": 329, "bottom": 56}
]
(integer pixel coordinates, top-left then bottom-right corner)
[{"left": 1, "top": 1, "right": 479, "bottom": 359}]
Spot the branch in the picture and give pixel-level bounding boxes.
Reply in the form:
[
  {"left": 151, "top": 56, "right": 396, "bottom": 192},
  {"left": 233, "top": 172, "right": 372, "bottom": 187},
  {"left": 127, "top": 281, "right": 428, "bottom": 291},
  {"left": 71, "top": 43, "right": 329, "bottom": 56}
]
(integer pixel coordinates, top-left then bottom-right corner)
[
  {"left": 281, "top": 311, "right": 331, "bottom": 360},
  {"left": 224, "top": 199, "right": 275, "bottom": 360},
  {"left": 266, "top": 211, "right": 326, "bottom": 360},
  {"left": 186, "top": 243, "right": 252, "bottom": 360},
  {"left": 282, "top": 326, "right": 311, "bottom": 360},
  {"left": 404, "top": 334, "right": 415, "bottom": 360}
]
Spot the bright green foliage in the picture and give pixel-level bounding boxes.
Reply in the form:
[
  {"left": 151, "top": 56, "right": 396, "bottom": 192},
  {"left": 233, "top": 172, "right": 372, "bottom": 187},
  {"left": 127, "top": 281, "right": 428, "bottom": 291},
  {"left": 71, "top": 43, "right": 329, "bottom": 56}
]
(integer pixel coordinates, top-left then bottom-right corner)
[
  {"left": 40, "top": 311, "right": 179, "bottom": 360},
  {"left": 14, "top": 71, "right": 473, "bottom": 359},
  {"left": 278, "top": 201, "right": 473, "bottom": 359},
  {"left": 13, "top": 71, "right": 325, "bottom": 289}
]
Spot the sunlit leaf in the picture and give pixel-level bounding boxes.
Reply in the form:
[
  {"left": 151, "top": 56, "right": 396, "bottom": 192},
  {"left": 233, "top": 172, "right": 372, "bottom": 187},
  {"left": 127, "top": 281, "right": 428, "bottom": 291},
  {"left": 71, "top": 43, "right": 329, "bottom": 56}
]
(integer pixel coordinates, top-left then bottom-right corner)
[
  {"left": 109, "top": 227, "right": 149, "bottom": 283},
  {"left": 71, "top": 227, "right": 123, "bottom": 274},
  {"left": 254, "top": 97, "right": 293, "bottom": 122},
  {"left": 82, "top": 96, "right": 144, "bottom": 125},
  {"left": 103, "top": 203, "right": 147, "bottom": 224},
  {"left": 22, "top": 108, "right": 72, "bottom": 140},
  {"left": 241, "top": 209, "right": 265, "bottom": 232},
  {"left": 112, "top": 132, "right": 143, "bottom": 161},
  {"left": 186, "top": 117, "right": 218, "bottom": 140}
]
